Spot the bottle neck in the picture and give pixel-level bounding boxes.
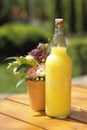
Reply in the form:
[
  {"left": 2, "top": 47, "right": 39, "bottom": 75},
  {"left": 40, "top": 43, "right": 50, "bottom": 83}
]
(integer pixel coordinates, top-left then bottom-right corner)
[
  {"left": 56, "top": 24, "right": 64, "bottom": 34},
  {"left": 51, "top": 24, "right": 66, "bottom": 47}
]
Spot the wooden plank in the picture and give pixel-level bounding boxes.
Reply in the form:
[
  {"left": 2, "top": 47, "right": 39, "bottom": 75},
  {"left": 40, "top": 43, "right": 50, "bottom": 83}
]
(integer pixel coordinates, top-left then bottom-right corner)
[
  {"left": 72, "top": 88, "right": 87, "bottom": 97},
  {"left": 71, "top": 96, "right": 87, "bottom": 108},
  {"left": 6, "top": 85, "right": 87, "bottom": 109},
  {"left": 5, "top": 84, "right": 87, "bottom": 124},
  {"left": 72, "top": 84, "right": 87, "bottom": 95},
  {"left": 72, "top": 85, "right": 87, "bottom": 108},
  {"left": 6, "top": 94, "right": 87, "bottom": 123},
  {"left": 72, "top": 84, "right": 87, "bottom": 89},
  {"left": 0, "top": 113, "right": 45, "bottom": 130},
  {"left": 71, "top": 106, "right": 87, "bottom": 123},
  {"left": 7, "top": 92, "right": 87, "bottom": 109},
  {"left": 5, "top": 93, "right": 29, "bottom": 105},
  {"left": 0, "top": 99, "right": 87, "bottom": 130},
  {"left": 6, "top": 85, "right": 87, "bottom": 105}
]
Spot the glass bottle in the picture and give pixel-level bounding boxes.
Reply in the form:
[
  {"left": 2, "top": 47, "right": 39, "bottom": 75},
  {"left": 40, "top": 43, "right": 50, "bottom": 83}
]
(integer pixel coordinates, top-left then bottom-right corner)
[{"left": 45, "top": 19, "right": 72, "bottom": 118}]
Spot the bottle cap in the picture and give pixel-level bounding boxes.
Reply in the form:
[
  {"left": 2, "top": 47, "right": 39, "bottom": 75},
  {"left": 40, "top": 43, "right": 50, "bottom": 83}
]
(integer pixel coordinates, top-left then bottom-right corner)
[{"left": 55, "top": 18, "right": 63, "bottom": 26}]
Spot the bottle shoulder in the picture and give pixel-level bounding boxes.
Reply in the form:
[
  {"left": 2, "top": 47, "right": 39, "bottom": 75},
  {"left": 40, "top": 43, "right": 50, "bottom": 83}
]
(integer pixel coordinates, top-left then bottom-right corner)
[{"left": 46, "top": 53, "right": 72, "bottom": 65}]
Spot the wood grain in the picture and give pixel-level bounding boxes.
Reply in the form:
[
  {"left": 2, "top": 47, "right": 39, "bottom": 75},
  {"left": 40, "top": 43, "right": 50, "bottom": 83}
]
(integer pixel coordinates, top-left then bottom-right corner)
[
  {"left": 0, "top": 99, "right": 87, "bottom": 130},
  {"left": 0, "top": 113, "right": 45, "bottom": 130},
  {"left": 0, "top": 84, "right": 87, "bottom": 130},
  {"left": 5, "top": 93, "right": 29, "bottom": 105},
  {"left": 71, "top": 85, "right": 87, "bottom": 108}
]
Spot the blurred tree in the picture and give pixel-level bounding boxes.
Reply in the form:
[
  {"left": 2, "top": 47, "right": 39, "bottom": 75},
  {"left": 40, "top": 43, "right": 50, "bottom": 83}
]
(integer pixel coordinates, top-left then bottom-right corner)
[
  {"left": 43, "top": 0, "right": 55, "bottom": 29},
  {"left": 0, "top": 0, "right": 29, "bottom": 24},
  {"left": 0, "top": 0, "right": 14, "bottom": 25},
  {"left": 61, "top": 0, "right": 71, "bottom": 32},
  {"left": 55, "top": 0, "right": 87, "bottom": 33},
  {"left": 74, "top": 0, "right": 84, "bottom": 33},
  {"left": 83, "top": 0, "right": 87, "bottom": 32},
  {"left": 34, "top": 0, "right": 44, "bottom": 20},
  {"left": 10, "top": 0, "right": 28, "bottom": 22},
  {"left": 70, "top": 0, "right": 75, "bottom": 32},
  {"left": 0, "top": 0, "right": 87, "bottom": 33},
  {"left": 55, "top": 0, "right": 63, "bottom": 18}
]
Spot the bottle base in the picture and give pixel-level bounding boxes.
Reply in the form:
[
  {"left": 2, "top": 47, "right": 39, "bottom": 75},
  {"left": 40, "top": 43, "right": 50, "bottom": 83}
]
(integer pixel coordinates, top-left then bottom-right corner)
[{"left": 54, "top": 115, "right": 68, "bottom": 119}]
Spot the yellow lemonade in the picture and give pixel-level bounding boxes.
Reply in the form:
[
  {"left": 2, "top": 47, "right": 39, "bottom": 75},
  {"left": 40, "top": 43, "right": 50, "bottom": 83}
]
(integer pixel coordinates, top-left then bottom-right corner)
[{"left": 45, "top": 47, "right": 72, "bottom": 118}]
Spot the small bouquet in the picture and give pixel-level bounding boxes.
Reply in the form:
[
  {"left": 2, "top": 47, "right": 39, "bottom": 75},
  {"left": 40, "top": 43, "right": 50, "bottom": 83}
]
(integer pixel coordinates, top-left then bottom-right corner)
[{"left": 7, "top": 43, "right": 49, "bottom": 87}]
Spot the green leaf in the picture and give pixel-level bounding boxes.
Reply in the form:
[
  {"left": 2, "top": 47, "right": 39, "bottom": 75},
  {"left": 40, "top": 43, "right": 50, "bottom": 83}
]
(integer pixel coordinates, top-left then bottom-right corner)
[
  {"left": 16, "top": 78, "right": 26, "bottom": 88},
  {"left": 5, "top": 57, "right": 19, "bottom": 61},
  {"left": 16, "top": 64, "right": 32, "bottom": 73}
]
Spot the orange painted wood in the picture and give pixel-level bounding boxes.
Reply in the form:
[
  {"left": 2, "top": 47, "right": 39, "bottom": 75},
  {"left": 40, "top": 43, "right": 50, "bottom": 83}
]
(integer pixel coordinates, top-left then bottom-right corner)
[
  {"left": 0, "top": 99, "right": 87, "bottom": 130},
  {"left": 0, "top": 113, "right": 44, "bottom": 130}
]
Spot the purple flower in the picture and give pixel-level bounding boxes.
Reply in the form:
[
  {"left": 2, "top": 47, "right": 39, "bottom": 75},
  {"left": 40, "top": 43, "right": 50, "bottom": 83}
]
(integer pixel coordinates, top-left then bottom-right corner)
[{"left": 28, "top": 43, "right": 49, "bottom": 63}]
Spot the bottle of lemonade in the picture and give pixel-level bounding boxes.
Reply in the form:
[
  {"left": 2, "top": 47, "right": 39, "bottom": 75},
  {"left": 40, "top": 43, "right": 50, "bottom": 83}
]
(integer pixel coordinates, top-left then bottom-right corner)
[{"left": 45, "top": 19, "right": 72, "bottom": 118}]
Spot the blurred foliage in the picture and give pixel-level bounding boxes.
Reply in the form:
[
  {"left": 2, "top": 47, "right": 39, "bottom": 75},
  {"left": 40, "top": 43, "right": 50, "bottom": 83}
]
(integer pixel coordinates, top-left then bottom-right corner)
[
  {"left": 0, "top": 0, "right": 87, "bottom": 78},
  {"left": 0, "top": 0, "right": 87, "bottom": 33},
  {"left": 1, "top": 38, "right": 87, "bottom": 94},
  {"left": 0, "top": 23, "right": 51, "bottom": 61},
  {"left": 0, "top": 64, "right": 27, "bottom": 93},
  {"left": 0, "top": 23, "right": 87, "bottom": 77},
  {"left": 0, "top": 0, "right": 87, "bottom": 94},
  {"left": 67, "top": 37, "right": 87, "bottom": 77},
  {"left": 55, "top": 0, "right": 87, "bottom": 33},
  {"left": 0, "top": 0, "right": 13, "bottom": 24},
  {"left": 0, "top": 0, "right": 29, "bottom": 24}
]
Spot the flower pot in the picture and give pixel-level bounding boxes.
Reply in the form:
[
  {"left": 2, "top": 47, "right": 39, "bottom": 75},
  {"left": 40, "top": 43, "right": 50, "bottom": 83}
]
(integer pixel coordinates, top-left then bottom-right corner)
[{"left": 27, "top": 80, "right": 45, "bottom": 111}]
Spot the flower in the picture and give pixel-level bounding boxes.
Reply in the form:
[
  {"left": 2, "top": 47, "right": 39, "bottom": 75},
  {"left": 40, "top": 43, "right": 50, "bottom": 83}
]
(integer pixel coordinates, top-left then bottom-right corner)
[
  {"left": 27, "top": 68, "right": 38, "bottom": 79},
  {"left": 28, "top": 43, "right": 48, "bottom": 63},
  {"left": 36, "top": 67, "right": 45, "bottom": 77},
  {"left": 7, "top": 43, "right": 49, "bottom": 87}
]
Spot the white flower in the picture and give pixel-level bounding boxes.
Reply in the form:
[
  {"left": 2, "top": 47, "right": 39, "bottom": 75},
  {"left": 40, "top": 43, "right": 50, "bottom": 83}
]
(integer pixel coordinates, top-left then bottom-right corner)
[
  {"left": 36, "top": 68, "right": 45, "bottom": 77},
  {"left": 26, "top": 55, "right": 33, "bottom": 60}
]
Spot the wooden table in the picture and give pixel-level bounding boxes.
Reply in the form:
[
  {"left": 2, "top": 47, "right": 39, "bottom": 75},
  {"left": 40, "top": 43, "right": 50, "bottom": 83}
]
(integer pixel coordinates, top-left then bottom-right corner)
[{"left": 0, "top": 84, "right": 87, "bottom": 130}]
